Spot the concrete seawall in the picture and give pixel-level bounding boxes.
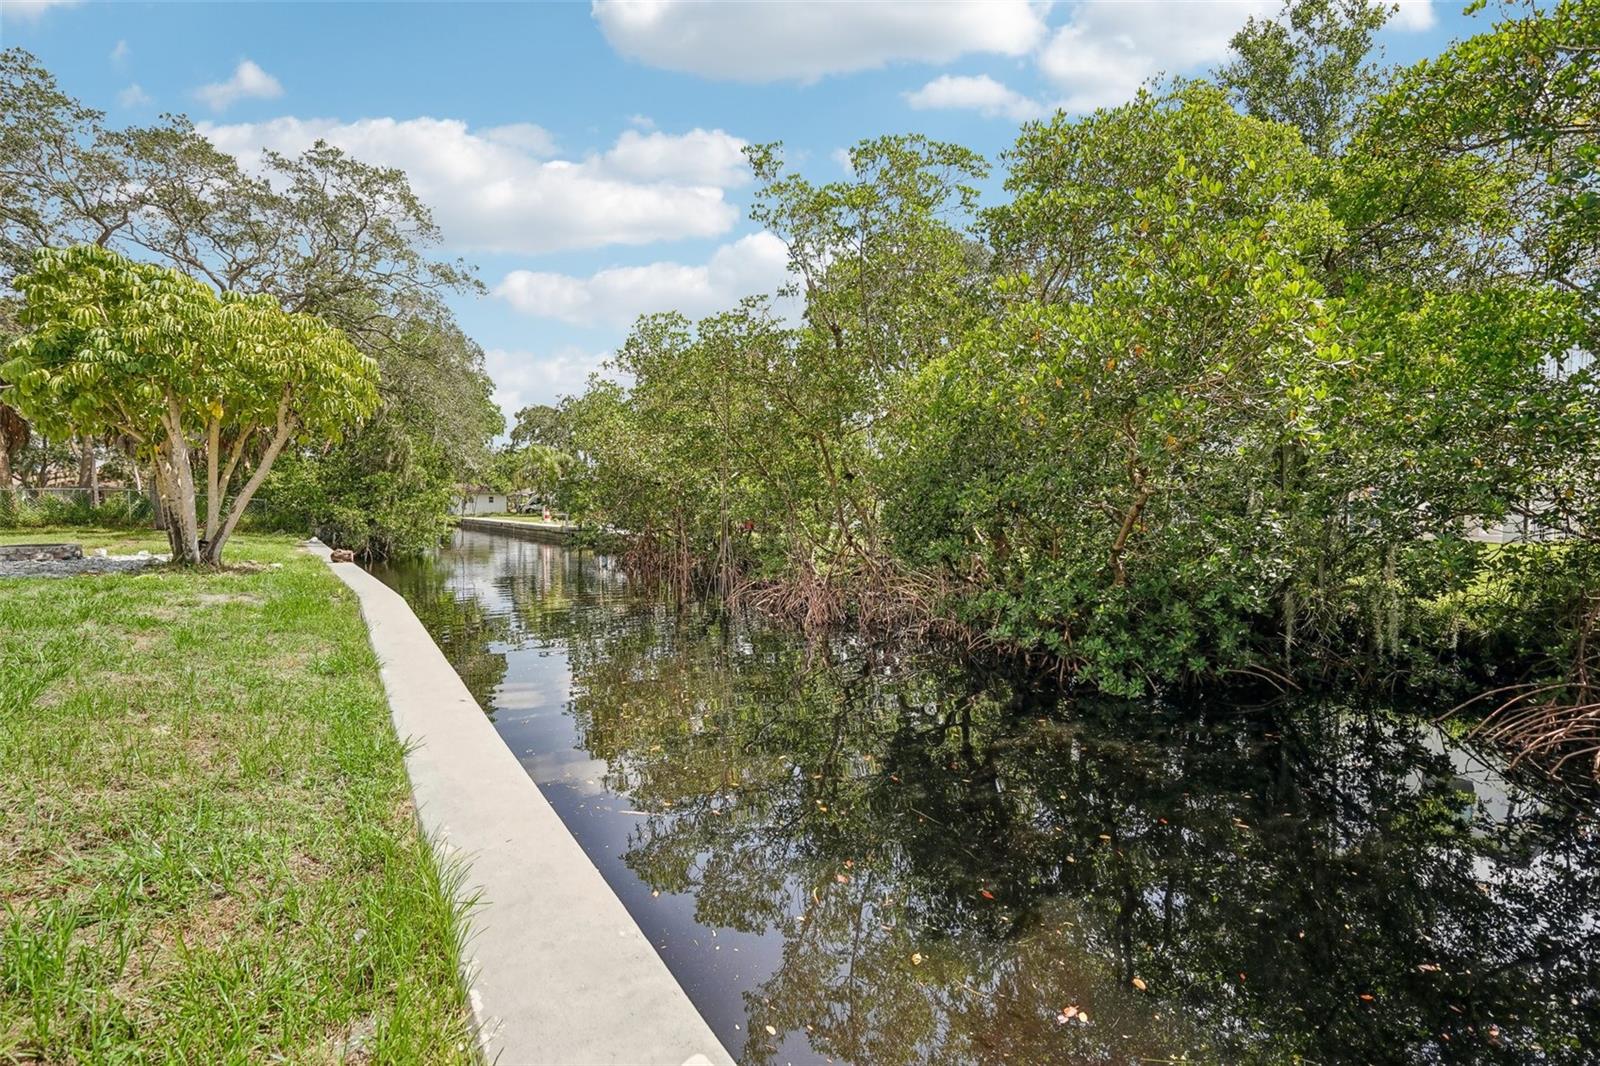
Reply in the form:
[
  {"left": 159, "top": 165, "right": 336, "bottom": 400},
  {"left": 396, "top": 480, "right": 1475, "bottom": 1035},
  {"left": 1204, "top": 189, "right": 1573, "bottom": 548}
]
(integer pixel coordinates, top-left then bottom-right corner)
[
  {"left": 310, "top": 541, "right": 731, "bottom": 1066},
  {"left": 455, "top": 516, "right": 578, "bottom": 544}
]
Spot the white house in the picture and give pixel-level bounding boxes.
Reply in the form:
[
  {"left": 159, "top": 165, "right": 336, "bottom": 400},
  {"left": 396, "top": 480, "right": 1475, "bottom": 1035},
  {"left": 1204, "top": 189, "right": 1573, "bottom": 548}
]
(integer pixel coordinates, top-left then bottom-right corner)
[{"left": 451, "top": 487, "right": 507, "bottom": 516}]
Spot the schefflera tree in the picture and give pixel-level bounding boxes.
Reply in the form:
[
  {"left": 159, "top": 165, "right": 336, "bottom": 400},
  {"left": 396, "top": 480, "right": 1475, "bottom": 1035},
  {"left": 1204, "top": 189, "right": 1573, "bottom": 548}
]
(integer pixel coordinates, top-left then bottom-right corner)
[{"left": 2, "top": 244, "right": 379, "bottom": 564}]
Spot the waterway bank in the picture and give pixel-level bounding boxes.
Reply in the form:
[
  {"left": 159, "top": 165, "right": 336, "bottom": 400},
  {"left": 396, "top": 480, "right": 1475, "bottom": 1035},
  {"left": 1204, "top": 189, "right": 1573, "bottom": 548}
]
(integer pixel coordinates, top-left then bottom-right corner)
[
  {"left": 370, "top": 527, "right": 1600, "bottom": 1065},
  {"left": 319, "top": 539, "right": 733, "bottom": 1065}
]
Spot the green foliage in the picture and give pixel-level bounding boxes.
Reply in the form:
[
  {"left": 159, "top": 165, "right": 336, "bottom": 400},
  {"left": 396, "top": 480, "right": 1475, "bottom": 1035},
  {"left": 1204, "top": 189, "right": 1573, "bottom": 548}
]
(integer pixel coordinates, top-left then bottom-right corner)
[
  {"left": 492, "top": 403, "right": 576, "bottom": 506},
  {"left": 562, "top": 137, "right": 988, "bottom": 607},
  {"left": 2, "top": 245, "right": 378, "bottom": 563},
  {"left": 508, "top": 402, "right": 571, "bottom": 450},
  {"left": 259, "top": 308, "right": 502, "bottom": 558},
  {"left": 0, "top": 489, "right": 150, "bottom": 530},
  {"left": 7, "top": 247, "right": 374, "bottom": 444},
  {"left": 0, "top": 48, "right": 500, "bottom": 554},
  {"left": 1335, "top": 0, "right": 1600, "bottom": 307},
  {"left": 559, "top": 8, "right": 1600, "bottom": 711},
  {"left": 1219, "top": 0, "right": 1393, "bottom": 157},
  {"left": 894, "top": 87, "right": 1348, "bottom": 692}
]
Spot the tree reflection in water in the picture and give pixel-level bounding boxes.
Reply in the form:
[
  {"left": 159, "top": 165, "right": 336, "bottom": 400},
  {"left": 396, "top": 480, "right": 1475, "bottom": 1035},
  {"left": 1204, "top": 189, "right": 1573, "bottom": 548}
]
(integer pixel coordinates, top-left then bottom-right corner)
[{"left": 373, "top": 531, "right": 1599, "bottom": 1066}]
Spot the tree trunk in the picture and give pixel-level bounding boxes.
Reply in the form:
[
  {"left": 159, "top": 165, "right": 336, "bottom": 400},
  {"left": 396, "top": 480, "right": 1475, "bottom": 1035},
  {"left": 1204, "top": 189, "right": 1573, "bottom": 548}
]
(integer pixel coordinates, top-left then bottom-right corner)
[
  {"left": 87, "top": 437, "right": 99, "bottom": 507},
  {"left": 203, "top": 417, "right": 295, "bottom": 565},
  {"left": 158, "top": 398, "right": 201, "bottom": 565},
  {"left": 0, "top": 404, "right": 26, "bottom": 490},
  {"left": 149, "top": 456, "right": 182, "bottom": 558},
  {"left": 148, "top": 461, "right": 168, "bottom": 532},
  {"left": 205, "top": 419, "right": 221, "bottom": 542},
  {"left": 78, "top": 435, "right": 94, "bottom": 505},
  {"left": 1109, "top": 477, "right": 1153, "bottom": 587}
]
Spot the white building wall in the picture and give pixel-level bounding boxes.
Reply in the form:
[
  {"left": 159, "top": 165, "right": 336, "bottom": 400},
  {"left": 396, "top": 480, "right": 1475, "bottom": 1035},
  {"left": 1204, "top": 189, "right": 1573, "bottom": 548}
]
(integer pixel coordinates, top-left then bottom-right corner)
[{"left": 451, "top": 493, "right": 505, "bottom": 516}]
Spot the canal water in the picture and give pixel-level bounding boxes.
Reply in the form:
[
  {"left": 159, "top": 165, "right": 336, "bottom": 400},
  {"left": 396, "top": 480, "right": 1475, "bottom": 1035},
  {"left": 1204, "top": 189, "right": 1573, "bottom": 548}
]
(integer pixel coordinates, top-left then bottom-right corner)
[{"left": 369, "top": 528, "right": 1599, "bottom": 1065}]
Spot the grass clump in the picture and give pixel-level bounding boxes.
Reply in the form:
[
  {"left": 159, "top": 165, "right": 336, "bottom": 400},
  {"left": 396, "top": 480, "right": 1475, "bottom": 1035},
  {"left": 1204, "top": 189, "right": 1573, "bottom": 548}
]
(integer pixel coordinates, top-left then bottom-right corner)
[{"left": 0, "top": 530, "right": 477, "bottom": 1063}]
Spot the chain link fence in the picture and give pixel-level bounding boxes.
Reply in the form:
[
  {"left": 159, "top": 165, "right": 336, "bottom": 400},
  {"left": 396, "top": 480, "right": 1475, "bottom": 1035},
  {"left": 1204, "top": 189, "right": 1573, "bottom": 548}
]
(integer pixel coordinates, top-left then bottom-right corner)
[{"left": 0, "top": 486, "right": 151, "bottom": 529}]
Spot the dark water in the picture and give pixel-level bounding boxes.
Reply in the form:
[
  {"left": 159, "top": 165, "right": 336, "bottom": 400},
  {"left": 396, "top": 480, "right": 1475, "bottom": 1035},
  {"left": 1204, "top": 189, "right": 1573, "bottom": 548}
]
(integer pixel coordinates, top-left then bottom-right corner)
[{"left": 369, "top": 529, "right": 1600, "bottom": 1065}]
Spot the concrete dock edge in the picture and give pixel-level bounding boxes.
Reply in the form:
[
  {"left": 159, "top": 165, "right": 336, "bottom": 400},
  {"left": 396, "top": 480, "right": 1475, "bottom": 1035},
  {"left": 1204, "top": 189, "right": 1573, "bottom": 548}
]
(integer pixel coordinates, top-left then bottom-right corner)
[
  {"left": 309, "top": 541, "right": 733, "bottom": 1066},
  {"left": 455, "top": 516, "right": 577, "bottom": 543}
]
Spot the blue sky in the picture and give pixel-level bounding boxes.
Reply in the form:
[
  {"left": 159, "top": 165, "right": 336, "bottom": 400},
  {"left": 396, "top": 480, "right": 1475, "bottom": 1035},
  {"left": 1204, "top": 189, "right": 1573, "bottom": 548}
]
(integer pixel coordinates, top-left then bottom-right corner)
[{"left": 1, "top": 0, "right": 1486, "bottom": 419}]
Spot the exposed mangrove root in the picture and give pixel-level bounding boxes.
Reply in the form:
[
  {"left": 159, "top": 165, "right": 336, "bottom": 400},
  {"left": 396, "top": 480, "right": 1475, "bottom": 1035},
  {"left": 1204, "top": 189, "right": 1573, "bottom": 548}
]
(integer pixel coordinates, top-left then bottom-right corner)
[
  {"left": 1453, "top": 593, "right": 1600, "bottom": 780},
  {"left": 730, "top": 553, "right": 979, "bottom": 650}
]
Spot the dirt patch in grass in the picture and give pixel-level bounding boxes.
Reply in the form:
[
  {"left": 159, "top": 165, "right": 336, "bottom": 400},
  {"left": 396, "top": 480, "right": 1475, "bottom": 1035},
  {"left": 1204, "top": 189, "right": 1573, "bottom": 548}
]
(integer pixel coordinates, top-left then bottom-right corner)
[{"left": 194, "top": 592, "right": 267, "bottom": 606}]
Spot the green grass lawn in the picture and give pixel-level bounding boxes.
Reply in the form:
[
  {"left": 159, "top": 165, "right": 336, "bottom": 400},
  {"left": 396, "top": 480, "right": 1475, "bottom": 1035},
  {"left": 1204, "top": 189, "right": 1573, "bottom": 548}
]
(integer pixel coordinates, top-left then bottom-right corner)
[{"left": 0, "top": 529, "right": 477, "bottom": 1063}]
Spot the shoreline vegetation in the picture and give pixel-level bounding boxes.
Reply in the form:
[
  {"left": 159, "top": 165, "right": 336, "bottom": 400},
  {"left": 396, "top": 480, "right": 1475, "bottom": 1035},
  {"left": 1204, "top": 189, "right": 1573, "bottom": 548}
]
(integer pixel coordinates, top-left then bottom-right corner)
[
  {"left": 517, "top": 1, "right": 1600, "bottom": 780},
  {"left": 0, "top": 0, "right": 1592, "bottom": 1060},
  {"left": 1, "top": 2, "right": 1595, "bottom": 780},
  {"left": 0, "top": 530, "right": 476, "bottom": 1062}
]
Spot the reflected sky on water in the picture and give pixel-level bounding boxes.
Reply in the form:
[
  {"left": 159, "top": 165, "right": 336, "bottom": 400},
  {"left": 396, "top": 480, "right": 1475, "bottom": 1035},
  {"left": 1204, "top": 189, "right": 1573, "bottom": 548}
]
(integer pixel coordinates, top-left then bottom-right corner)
[{"left": 369, "top": 529, "right": 1600, "bottom": 1066}]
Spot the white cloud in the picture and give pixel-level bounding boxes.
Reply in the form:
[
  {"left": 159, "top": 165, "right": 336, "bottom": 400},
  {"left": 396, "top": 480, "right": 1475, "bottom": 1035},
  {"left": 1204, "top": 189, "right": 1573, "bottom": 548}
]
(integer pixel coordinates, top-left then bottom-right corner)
[
  {"left": 831, "top": 147, "right": 855, "bottom": 175},
  {"left": 494, "top": 231, "right": 791, "bottom": 326},
  {"left": 117, "top": 83, "right": 152, "bottom": 108},
  {"left": 195, "top": 59, "right": 284, "bottom": 113},
  {"left": 905, "top": 74, "right": 1045, "bottom": 122},
  {"left": 1034, "top": 0, "right": 1437, "bottom": 115},
  {"left": 110, "top": 39, "right": 130, "bottom": 66},
  {"left": 481, "top": 122, "right": 559, "bottom": 156},
  {"left": 1391, "top": 0, "right": 1436, "bottom": 31},
  {"left": 592, "top": 0, "right": 1048, "bottom": 82},
  {"left": 602, "top": 127, "right": 749, "bottom": 186},
  {"left": 198, "top": 116, "right": 744, "bottom": 254},
  {"left": 0, "top": 0, "right": 81, "bottom": 23},
  {"left": 485, "top": 346, "right": 620, "bottom": 415},
  {"left": 1037, "top": 0, "right": 1275, "bottom": 112}
]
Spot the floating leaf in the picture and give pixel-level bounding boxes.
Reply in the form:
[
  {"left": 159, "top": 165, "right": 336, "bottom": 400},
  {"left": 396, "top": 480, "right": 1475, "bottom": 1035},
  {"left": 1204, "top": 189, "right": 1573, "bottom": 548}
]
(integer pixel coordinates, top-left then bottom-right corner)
[{"left": 1132, "top": 976, "right": 1148, "bottom": 991}]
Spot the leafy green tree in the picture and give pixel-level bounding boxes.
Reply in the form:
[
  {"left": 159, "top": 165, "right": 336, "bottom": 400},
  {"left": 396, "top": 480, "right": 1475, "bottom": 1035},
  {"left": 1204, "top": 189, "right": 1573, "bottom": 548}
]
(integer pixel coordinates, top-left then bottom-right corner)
[
  {"left": 508, "top": 403, "right": 571, "bottom": 450},
  {"left": 1219, "top": 0, "right": 1393, "bottom": 157},
  {"left": 0, "top": 47, "right": 498, "bottom": 552},
  {"left": 889, "top": 87, "right": 1344, "bottom": 692},
  {"left": 0, "top": 49, "right": 135, "bottom": 281},
  {"left": 3, "top": 245, "right": 377, "bottom": 564},
  {"left": 489, "top": 440, "right": 572, "bottom": 507},
  {"left": 1333, "top": 0, "right": 1600, "bottom": 306},
  {"left": 564, "top": 137, "right": 990, "bottom": 611},
  {"left": 542, "top": 6, "right": 1600, "bottom": 748}
]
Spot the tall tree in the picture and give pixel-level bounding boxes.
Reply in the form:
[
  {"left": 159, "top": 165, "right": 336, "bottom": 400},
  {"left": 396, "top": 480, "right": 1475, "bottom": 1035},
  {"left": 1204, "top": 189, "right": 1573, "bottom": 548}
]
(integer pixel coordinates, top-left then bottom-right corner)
[
  {"left": 3, "top": 246, "right": 378, "bottom": 564},
  {"left": 0, "top": 47, "right": 499, "bottom": 552},
  {"left": 1219, "top": 0, "right": 1393, "bottom": 157},
  {"left": 509, "top": 403, "right": 572, "bottom": 450}
]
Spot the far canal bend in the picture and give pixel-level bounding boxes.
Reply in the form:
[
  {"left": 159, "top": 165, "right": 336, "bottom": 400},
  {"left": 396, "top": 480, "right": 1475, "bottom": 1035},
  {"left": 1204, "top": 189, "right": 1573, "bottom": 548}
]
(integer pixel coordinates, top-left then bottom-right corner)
[{"left": 369, "top": 527, "right": 1599, "bottom": 1066}]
